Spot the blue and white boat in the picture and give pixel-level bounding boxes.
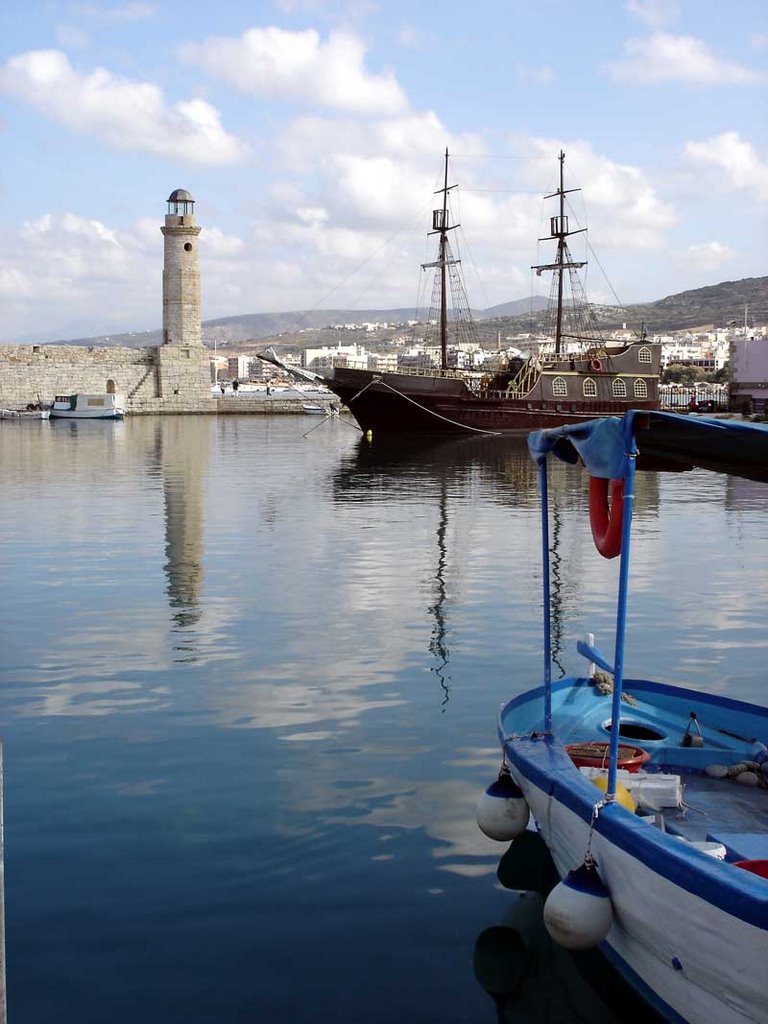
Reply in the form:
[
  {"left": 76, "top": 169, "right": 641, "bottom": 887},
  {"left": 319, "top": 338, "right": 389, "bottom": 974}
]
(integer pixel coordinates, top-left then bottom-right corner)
[{"left": 482, "top": 411, "right": 768, "bottom": 1024}]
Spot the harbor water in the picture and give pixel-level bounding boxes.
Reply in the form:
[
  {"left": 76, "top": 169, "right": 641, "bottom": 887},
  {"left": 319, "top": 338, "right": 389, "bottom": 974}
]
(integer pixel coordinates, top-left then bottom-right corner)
[{"left": 1, "top": 415, "right": 766, "bottom": 1023}]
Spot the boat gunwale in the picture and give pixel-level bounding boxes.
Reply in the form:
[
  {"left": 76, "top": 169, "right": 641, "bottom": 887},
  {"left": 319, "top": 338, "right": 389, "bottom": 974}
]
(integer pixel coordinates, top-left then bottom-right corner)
[{"left": 498, "top": 680, "right": 768, "bottom": 928}]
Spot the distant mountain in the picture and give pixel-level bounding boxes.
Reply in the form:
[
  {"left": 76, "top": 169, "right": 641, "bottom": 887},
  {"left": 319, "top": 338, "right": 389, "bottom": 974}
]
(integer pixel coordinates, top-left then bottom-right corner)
[
  {"left": 617, "top": 276, "right": 768, "bottom": 332},
  {"left": 482, "top": 296, "right": 549, "bottom": 318},
  {"left": 36, "top": 276, "right": 767, "bottom": 349}
]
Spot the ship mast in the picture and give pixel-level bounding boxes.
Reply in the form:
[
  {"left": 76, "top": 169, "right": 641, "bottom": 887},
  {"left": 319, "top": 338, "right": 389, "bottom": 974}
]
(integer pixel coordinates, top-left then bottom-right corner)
[
  {"left": 423, "top": 148, "right": 460, "bottom": 371},
  {"left": 532, "top": 150, "right": 587, "bottom": 357}
]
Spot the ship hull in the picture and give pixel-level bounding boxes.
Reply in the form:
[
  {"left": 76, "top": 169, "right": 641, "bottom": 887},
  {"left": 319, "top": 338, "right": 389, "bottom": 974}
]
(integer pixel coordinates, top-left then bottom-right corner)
[{"left": 320, "top": 357, "right": 660, "bottom": 435}]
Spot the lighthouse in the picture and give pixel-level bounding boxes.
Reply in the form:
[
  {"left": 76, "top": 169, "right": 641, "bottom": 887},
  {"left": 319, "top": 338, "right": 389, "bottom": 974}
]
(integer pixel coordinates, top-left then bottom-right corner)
[{"left": 161, "top": 189, "right": 201, "bottom": 347}]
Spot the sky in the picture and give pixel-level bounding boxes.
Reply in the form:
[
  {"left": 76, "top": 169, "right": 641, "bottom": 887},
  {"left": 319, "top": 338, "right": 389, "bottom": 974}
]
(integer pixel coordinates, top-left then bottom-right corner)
[{"left": 0, "top": 0, "right": 766, "bottom": 344}]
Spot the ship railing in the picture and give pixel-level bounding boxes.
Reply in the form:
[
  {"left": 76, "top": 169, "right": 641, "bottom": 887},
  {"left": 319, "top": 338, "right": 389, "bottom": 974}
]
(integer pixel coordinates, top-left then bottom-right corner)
[
  {"left": 505, "top": 356, "right": 541, "bottom": 397},
  {"left": 331, "top": 360, "right": 468, "bottom": 380}
]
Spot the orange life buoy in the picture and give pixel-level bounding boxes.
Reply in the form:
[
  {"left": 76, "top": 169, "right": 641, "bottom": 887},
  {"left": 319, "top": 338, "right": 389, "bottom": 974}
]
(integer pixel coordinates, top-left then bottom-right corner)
[
  {"left": 589, "top": 358, "right": 602, "bottom": 372},
  {"left": 589, "top": 477, "right": 624, "bottom": 559}
]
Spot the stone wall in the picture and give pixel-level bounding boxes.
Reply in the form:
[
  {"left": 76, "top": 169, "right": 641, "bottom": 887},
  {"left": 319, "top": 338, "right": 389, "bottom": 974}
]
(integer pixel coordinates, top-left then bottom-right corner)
[{"left": 0, "top": 344, "right": 215, "bottom": 414}]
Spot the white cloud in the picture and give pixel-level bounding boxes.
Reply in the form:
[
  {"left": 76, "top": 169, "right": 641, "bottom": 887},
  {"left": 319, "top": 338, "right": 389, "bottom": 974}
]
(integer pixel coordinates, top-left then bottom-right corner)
[
  {"left": 180, "top": 27, "right": 409, "bottom": 115},
  {"left": 683, "top": 241, "right": 734, "bottom": 270},
  {"left": 0, "top": 267, "right": 34, "bottom": 299},
  {"left": 685, "top": 132, "right": 768, "bottom": 201},
  {"left": 0, "top": 212, "right": 155, "bottom": 341},
  {"left": 521, "top": 138, "right": 676, "bottom": 251},
  {"left": 607, "top": 33, "right": 768, "bottom": 85},
  {"left": 625, "top": 0, "right": 681, "bottom": 29},
  {"left": 0, "top": 50, "right": 249, "bottom": 165},
  {"left": 516, "top": 64, "right": 554, "bottom": 85}
]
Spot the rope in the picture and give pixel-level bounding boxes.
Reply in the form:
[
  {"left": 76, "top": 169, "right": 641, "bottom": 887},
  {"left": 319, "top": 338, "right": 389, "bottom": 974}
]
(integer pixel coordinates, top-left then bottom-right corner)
[
  {"left": 364, "top": 379, "right": 501, "bottom": 436},
  {"left": 584, "top": 798, "right": 607, "bottom": 865},
  {"left": 347, "top": 378, "right": 378, "bottom": 405}
]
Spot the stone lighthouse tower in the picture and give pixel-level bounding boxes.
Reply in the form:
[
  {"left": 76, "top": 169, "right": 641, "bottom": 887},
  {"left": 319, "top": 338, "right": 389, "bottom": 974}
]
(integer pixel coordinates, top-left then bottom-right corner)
[
  {"left": 152, "top": 189, "right": 211, "bottom": 411},
  {"left": 161, "top": 189, "right": 201, "bottom": 347}
]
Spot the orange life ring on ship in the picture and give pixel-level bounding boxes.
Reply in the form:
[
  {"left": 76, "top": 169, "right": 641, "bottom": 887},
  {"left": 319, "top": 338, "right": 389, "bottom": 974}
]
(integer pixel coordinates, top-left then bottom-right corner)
[
  {"left": 566, "top": 741, "right": 651, "bottom": 774},
  {"left": 589, "top": 477, "right": 624, "bottom": 559},
  {"left": 589, "top": 358, "right": 603, "bottom": 372}
]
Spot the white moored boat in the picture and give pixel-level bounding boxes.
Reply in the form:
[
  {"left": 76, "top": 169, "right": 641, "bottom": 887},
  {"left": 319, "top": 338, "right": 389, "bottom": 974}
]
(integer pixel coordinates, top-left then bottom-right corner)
[
  {"left": 50, "top": 394, "right": 125, "bottom": 420},
  {"left": 0, "top": 406, "right": 50, "bottom": 420},
  {"left": 478, "top": 410, "right": 768, "bottom": 1024}
]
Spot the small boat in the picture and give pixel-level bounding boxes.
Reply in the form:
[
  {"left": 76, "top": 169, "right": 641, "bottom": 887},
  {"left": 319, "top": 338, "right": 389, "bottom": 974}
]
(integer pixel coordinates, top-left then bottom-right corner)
[
  {"left": 0, "top": 405, "right": 50, "bottom": 420},
  {"left": 259, "top": 151, "right": 661, "bottom": 435},
  {"left": 301, "top": 403, "right": 326, "bottom": 414},
  {"left": 479, "top": 410, "right": 768, "bottom": 1023},
  {"left": 50, "top": 393, "right": 125, "bottom": 420}
]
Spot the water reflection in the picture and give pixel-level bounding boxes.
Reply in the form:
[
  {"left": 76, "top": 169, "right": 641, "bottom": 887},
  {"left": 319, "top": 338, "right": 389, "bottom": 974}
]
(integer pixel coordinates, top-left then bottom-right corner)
[
  {"left": 332, "top": 433, "right": 540, "bottom": 508},
  {"left": 429, "top": 478, "right": 451, "bottom": 709},
  {"left": 158, "top": 417, "right": 209, "bottom": 633},
  {"left": 475, "top": 832, "right": 664, "bottom": 1023}
]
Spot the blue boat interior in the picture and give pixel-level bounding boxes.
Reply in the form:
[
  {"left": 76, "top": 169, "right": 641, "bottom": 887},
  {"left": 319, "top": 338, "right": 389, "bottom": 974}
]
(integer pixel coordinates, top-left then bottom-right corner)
[{"left": 499, "top": 670, "right": 768, "bottom": 864}]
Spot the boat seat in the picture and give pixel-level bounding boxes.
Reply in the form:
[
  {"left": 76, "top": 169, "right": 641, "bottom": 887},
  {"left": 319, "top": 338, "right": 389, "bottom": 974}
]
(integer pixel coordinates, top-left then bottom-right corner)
[
  {"left": 654, "top": 746, "right": 754, "bottom": 771},
  {"left": 704, "top": 832, "right": 768, "bottom": 863}
]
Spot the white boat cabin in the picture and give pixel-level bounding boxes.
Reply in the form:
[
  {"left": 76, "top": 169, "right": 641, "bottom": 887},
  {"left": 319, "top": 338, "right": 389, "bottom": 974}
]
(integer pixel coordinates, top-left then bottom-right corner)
[{"left": 50, "top": 394, "right": 125, "bottom": 419}]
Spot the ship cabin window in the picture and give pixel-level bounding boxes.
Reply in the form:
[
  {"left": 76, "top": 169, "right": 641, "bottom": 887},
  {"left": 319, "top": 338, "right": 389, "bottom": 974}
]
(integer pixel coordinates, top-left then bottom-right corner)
[
  {"left": 612, "top": 378, "right": 628, "bottom": 398},
  {"left": 583, "top": 378, "right": 597, "bottom": 398},
  {"left": 638, "top": 347, "right": 652, "bottom": 364},
  {"left": 552, "top": 376, "right": 568, "bottom": 398},
  {"left": 634, "top": 378, "right": 648, "bottom": 398}
]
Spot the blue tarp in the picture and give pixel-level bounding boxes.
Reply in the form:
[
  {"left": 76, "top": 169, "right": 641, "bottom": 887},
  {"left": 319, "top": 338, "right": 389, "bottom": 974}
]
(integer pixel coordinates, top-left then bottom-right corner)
[{"left": 528, "top": 410, "right": 768, "bottom": 482}]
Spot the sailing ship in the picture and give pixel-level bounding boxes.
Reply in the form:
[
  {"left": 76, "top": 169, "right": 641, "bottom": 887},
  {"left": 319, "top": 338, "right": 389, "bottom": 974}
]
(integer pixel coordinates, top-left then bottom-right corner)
[{"left": 260, "top": 151, "right": 661, "bottom": 435}]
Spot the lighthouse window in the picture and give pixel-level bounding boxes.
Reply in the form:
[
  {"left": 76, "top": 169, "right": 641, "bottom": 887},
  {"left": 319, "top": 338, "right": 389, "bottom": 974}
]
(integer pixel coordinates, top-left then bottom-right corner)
[
  {"left": 638, "top": 347, "right": 652, "bottom": 363},
  {"left": 612, "top": 378, "right": 627, "bottom": 398},
  {"left": 552, "top": 376, "right": 567, "bottom": 398},
  {"left": 583, "top": 378, "right": 597, "bottom": 397},
  {"left": 184, "top": 242, "right": 193, "bottom": 252},
  {"left": 634, "top": 378, "right": 648, "bottom": 398}
]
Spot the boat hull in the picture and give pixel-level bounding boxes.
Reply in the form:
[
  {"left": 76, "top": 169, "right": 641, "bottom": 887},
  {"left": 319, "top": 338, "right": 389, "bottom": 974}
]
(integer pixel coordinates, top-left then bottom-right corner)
[
  {"left": 50, "top": 410, "right": 124, "bottom": 420},
  {"left": 498, "top": 679, "right": 768, "bottom": 1024},
  {"left": 0, "top": 408, "right": 50, "bottom": 420},
  {"left": 318, "top": 357, "right": 660, "bottom": 435}
]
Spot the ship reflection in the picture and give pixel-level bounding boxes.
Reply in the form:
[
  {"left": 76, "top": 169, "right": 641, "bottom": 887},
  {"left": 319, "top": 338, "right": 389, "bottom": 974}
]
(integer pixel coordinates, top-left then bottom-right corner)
[
  {"left": 429, "top": 478, "right": 451, "bottom": 709},
  {"left": 549, "top": 496, "right": 566, "bottom": 679},
  {"left": 475, "top": 831, "right": 663, "bottom": 1023},
  {"left": 332, "top": 433, "right": 574, "bottom": 702},
  {"left": 332, "top": 433, "right": 539, "bottom": 507},
  {"left": 331, "top": 433, "right": 576, "bottom": 706}
]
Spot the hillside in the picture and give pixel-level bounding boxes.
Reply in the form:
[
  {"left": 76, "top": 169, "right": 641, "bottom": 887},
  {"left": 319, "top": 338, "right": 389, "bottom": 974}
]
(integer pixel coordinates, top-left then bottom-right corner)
[{"left": 42, "top": 276, "right": 766, "bottom": 350}]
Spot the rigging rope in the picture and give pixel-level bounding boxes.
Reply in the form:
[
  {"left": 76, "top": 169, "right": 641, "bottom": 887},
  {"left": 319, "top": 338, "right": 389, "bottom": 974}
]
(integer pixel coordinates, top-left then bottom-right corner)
[{"left": 358, "top": 379, "right": 501, "bottom": 435}]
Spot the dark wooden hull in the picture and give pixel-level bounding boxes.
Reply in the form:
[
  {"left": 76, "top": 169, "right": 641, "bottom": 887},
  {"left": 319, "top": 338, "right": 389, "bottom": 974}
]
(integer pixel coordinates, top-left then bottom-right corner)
[{"left": 319, "top": 352, "right": 661, "bottom": 435}]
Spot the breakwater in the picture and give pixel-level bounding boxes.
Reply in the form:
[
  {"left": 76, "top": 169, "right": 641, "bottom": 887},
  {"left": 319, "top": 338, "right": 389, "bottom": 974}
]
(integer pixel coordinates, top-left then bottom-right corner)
[{"left": 1, "top": 343, "right": 212, "bottom": 414}]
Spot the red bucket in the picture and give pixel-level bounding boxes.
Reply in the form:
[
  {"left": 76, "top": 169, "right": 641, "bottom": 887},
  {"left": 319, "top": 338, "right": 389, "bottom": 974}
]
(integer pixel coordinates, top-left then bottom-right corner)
[
  {"left": 734, "top": 860, "right": 768, "bottom": 879},
  {"left": 566, "top": 741, "right": 651, "bottom": 774}
]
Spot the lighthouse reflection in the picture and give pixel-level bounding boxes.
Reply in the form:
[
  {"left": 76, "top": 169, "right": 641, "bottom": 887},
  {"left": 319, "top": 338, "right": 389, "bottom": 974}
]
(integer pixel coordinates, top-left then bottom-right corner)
[{"left": 159, "top": 417, "right": 209, "bottom": 635}]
